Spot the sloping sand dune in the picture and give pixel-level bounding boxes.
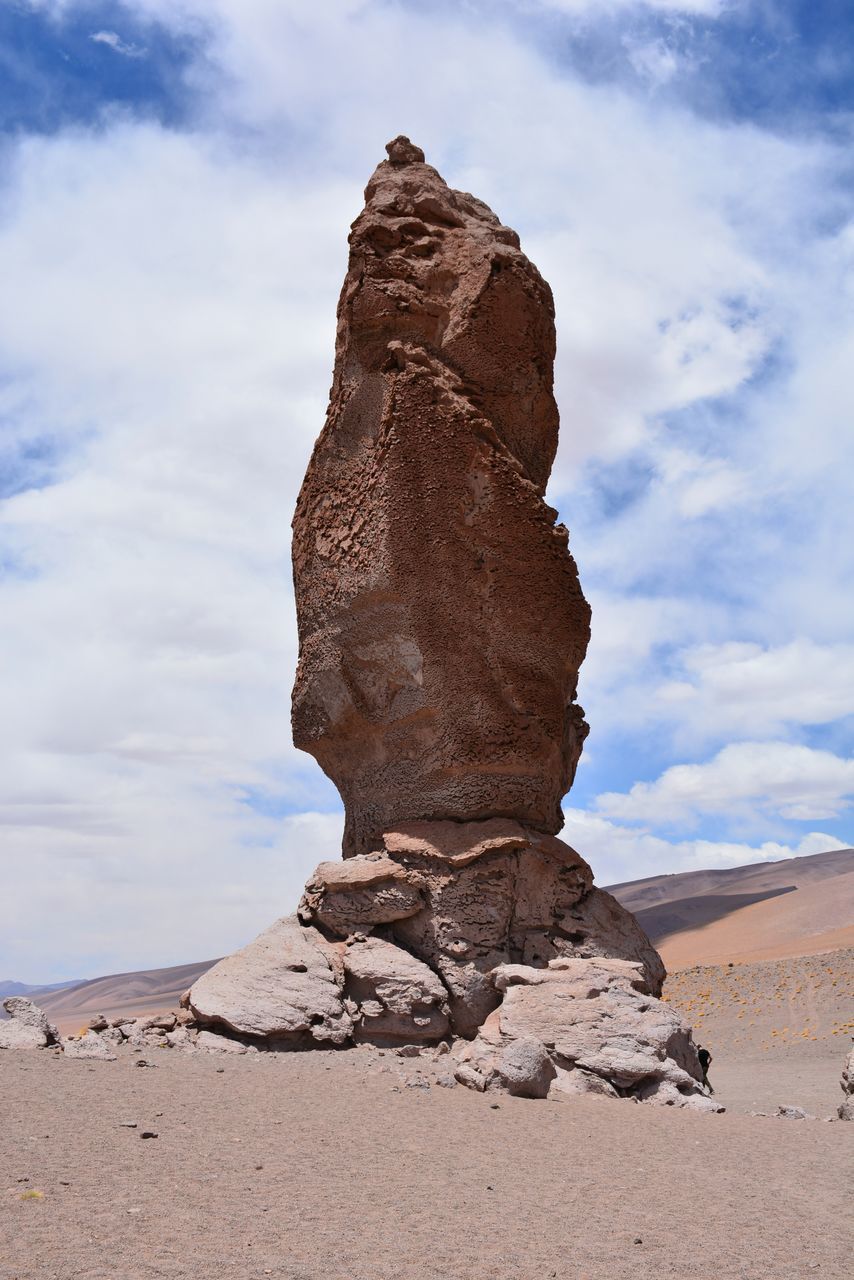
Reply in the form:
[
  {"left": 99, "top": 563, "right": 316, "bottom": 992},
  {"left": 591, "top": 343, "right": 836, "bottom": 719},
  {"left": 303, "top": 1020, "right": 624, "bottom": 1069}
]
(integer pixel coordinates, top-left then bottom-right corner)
[{"left": 609, "top": 846, "right": 854, "bottom": 967}]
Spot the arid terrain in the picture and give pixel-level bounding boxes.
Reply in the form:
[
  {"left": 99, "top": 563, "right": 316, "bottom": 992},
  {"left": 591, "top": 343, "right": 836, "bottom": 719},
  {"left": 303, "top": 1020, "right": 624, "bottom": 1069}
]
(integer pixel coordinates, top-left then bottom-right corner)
[
  {"left": 612, "top": 846, "right": 854, "bottom": 966},
  {"left": 2, "top": 848, "right": 852, "bottom": 1280},
  {"left": 1, "top": 1021, "right": 851, "bottom": 1280}
]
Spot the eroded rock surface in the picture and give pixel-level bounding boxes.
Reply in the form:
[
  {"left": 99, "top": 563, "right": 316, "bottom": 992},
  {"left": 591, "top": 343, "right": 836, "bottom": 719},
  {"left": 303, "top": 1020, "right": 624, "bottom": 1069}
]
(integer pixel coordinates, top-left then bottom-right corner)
[
  {"left": 0, "top": 998, "right": 59, "bottom": 1050},
  {"left": 298, "top": 819, "right": 663, "bottom": 1038},
  {"left": 341, "top": 935, "right": 450, "bottom": 1045},
  {"left": 454, "top": 958, "right": 722, "bottom": 1112},
  {"left": 189, "top": 916, "right": 352, "bottom": 1045},
  {"left": 63, "top": 1031, "right": 117, "bottom": 1061},
  {"left": 291, "top": 136, "right": 590, "bottom": 859}
]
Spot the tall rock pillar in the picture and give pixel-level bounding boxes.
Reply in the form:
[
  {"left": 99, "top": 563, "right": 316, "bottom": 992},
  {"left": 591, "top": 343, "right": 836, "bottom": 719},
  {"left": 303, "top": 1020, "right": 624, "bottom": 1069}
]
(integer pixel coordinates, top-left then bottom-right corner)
[
  {"left": 291, "top": 135, "right": 590, "bottom": 859},
  {"left": 189, "top": 140, "right": 719, "bottom": 1111}
]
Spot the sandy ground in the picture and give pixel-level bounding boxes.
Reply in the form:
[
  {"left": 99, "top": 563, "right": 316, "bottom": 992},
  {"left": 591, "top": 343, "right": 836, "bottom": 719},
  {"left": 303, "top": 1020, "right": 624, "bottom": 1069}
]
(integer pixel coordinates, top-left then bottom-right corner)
[
  {"left": 2, "top": 949, "right": 853, "bottom": 1280},
  {"left": 2, "top": 1045, "right": 852, "bottom": 1280}
]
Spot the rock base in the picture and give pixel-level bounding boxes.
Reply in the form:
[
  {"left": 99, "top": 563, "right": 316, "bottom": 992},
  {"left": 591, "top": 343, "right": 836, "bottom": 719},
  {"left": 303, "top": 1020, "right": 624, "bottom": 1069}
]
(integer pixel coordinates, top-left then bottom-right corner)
[{"left": 185, "top": 821, "right": 717, "bottom": 1110}]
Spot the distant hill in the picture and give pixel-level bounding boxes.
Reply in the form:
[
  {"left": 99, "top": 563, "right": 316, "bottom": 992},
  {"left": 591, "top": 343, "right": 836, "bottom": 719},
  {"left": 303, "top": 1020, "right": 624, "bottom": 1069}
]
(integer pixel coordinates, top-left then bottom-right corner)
[
  {"left": 0, "top": 978, "right": 84, "bottom": 1005},
  {"left": 608, "top": 846, "right": 854, "bottom": 968},
  {"left": 33, "top": 958, "right": 220, "bottom": 1035}
]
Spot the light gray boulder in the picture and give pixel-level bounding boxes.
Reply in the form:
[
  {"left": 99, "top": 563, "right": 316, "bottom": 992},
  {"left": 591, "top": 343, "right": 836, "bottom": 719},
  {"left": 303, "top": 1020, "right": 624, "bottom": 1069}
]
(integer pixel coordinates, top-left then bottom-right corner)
[
  {"left": 165, "top": 1026, "right": 195, "bottom": 1050},
  {"left": 342, "top": 935, "right": 450, "bottom": 1045},
  {"left": 188, "top": 915, "right": 352, "bottom": 1045},
  {"left": 492, "top": 1036, "right": 555, "bottom": 1098},
  {"left": 63, "top": 1031, "right": 117, "bottom": 1061},
  {"left": 455, "top": 956, "right": 722, "bottom": 1110},
  {"left": 0, "top": 998, "right": 59, "bottom": 1050},
  {"left": 195, "top": 1029, "right": 253, "bottom": 1054}
]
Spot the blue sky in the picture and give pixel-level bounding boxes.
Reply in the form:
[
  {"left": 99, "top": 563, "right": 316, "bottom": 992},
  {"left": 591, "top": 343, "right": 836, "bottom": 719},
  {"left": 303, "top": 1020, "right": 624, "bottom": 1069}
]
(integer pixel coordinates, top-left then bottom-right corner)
[{"left": 1, "top": 0, "right": 853, "bottom": 980}]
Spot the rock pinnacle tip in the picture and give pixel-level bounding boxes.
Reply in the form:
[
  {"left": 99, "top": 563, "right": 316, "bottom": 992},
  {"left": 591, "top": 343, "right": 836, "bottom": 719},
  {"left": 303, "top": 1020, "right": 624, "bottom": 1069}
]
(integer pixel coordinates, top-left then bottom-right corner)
[{"left": 385, "top": 135, "right": 425, "bottom": 165}]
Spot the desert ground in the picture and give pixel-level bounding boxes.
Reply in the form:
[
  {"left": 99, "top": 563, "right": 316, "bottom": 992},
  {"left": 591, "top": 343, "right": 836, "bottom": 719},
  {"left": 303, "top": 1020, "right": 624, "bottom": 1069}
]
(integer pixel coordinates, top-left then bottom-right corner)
[
  {"left": 3, "top": 851, "right": 852, "bottom": 1280},
  {"left": 2, "top": 948, "right": 852, "bottom": 1280}
]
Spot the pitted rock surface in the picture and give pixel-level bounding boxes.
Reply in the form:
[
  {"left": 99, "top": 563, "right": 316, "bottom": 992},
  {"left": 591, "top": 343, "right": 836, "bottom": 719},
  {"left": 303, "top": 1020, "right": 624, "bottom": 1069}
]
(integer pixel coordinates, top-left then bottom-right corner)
[
  {"left": 298, "top": 819, "right": 662, "bottom": 1038},
  {"left": 454, "top": 957, "right": 722, "bottom": 1112},
  {"left": 189, "top": 916, "right": 352, "bottom": 1045},
  {"left": 0, "top": 997, "right": 59, "bottom": 1050},
  {"left": 291, "top": 136, "right": 590, "bottom": 858},
  {"left": 341, "top": 935, "right": 450, "bottom": 1045}
]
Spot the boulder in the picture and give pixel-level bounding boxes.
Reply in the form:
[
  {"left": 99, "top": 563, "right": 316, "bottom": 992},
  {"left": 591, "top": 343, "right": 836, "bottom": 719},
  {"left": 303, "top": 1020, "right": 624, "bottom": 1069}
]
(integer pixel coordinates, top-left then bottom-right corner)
[
  {"left": 140, "top": 1012, "right": 177, "bottom": 1032},
  {"left": 63, "top": 1032, "right": 117, "bottom": 1061},
  {"left": 0, "top": 998, "right": 59, "bottom": 1050},
  {"left": 188, "top": 915, "right": 352, "bottom": 1045},
  {"left": 0, "top": 1020, "right": 48, "bottom": 1050},
  {"left": 492, "top": 1036, "right": 555, "bottom": 1099},
  {"left": 165, "top": 1026, "right": 195, "bottom": 1050},
  {"left": 342, "top": 935, "right": 449, "bottom": 1045},
  {"left": 299, "top": 855, "right": 424, "bottom": 936},
  {"left": 774, "top": 1105, "right": 814, "bottom": 1120},
  {"left": 195, "top": 1030, "right": 252, "bottom": 1054},
  {"left": 455, "top": 957, "right": 718, "bottom": 1110}
]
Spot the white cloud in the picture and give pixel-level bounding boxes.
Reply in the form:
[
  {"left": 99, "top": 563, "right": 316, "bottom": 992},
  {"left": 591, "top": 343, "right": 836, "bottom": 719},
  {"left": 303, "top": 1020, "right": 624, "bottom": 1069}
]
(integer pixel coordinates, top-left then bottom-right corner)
[
  {"left": 90, "top": 30, "right": 146, "bottom": 58},
  {"left": 624, "top": 37, "right": 682, "bottom": 88},
  {"left": 562, "top": 806, "right": 848, "bottom": 886},
  {"left": 653, "top": 639, "right": 854, "bottom": 737},
  {"left": 597, "top": 741, "right": 854, "bottom": 826},
  {"left": 535, "top": 0, "right": 729, "bottom": 15},
  {"left": 1, "top": 806, "right": 343, "bottom": 982}
]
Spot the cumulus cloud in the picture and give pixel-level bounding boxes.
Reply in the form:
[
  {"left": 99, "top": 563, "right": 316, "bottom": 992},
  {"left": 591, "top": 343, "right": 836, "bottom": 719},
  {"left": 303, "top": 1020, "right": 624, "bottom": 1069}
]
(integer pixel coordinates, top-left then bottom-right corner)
[
  {"left": 597, "top": 742, "right": 854, "bottom": 826},
  {"left": 562, "top": 806, "right": 848, "bottom": 886},
  {"left": 653, "top": 639, "right": 854, "bottom": 738},
  {"left": 90, "top": 30, "right": 147, "bottom": 58}
]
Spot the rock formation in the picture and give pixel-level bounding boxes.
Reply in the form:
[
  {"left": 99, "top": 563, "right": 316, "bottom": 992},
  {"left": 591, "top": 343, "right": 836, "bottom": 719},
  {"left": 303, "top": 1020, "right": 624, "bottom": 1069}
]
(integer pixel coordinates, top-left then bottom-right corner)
[
  {"left": 0, "top": 997, "right": 60, "bottom": 1050},
  {"left": 291, "top": 134, "right": 590, "bottom": 859},
  {"left": 186, "top": 138, "right": 716, "bottom": 1109}
]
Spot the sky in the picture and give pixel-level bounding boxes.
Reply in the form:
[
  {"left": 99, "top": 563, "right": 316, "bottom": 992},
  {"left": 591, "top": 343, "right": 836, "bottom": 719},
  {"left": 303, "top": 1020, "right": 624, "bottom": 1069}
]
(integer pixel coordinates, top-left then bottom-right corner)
[{"left": 1, "top": 0, "right": 853, "bottom": 982}]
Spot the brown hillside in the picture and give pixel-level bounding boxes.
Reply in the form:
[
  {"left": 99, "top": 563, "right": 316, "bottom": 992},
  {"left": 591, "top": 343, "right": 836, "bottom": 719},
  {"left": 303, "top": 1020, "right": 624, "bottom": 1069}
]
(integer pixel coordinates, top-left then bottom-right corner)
[{"left": 608, "top": 847, "right": 854, "bottom": 967}]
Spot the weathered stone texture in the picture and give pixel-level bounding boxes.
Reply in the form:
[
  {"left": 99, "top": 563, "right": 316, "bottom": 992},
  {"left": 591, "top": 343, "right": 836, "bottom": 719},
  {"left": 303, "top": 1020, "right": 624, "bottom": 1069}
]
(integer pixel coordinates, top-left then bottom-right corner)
[
  {"left": 0, "top": 997, "right": 59, "bottom": 1050},
  {"left": 298, "top": 819, "right": 663, "bottom": 1037},
  {"left": 189, "top": 916, "right": 352, "bottom": 1045},
  {"left": 291, "top": 136, "right": 590, "bottom": 858},
  {"left": 454, "top": 957, "right": 721, "bottom": 1111}
]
